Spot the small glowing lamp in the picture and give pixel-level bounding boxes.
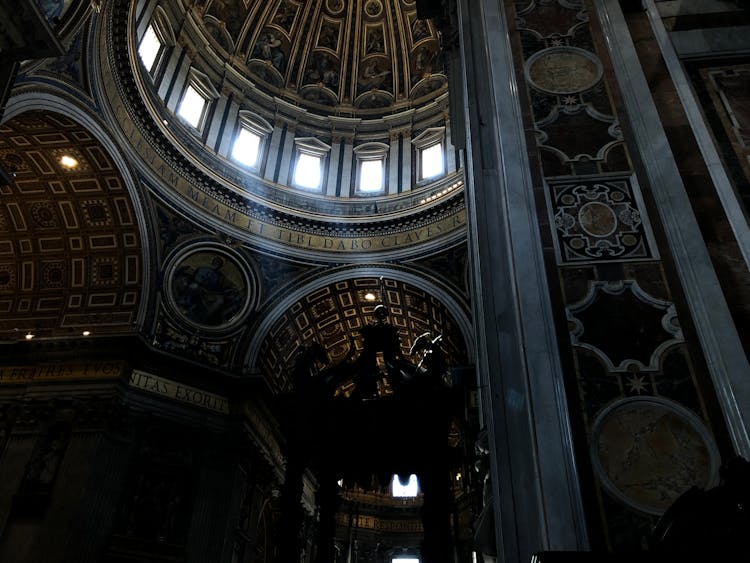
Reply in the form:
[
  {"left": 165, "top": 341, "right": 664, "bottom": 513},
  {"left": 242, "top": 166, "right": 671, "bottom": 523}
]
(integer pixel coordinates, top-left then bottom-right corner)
[{"left": 60, "top": 155, "right": 78, "bottom": 169}]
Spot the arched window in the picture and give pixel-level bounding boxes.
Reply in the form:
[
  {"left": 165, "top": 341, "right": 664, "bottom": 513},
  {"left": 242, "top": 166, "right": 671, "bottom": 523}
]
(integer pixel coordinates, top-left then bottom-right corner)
[{"left": 391, "top": 474, "right": 419, "bottom": 497}]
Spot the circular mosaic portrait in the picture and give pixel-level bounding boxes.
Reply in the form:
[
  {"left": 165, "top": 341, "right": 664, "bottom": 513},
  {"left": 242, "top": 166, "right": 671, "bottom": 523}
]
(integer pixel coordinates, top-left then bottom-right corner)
[
  {"left": 591, "top": 397, "right": 719, "bottom": 515},
  {"left": 165, "top": 246, "right": 254, "bottom": 331}
]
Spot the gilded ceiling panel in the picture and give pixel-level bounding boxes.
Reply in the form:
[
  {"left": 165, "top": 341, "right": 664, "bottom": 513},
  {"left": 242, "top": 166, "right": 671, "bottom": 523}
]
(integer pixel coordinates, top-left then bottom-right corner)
[{"left": 0, "top": 111, "right": 143, "bottom": 340}]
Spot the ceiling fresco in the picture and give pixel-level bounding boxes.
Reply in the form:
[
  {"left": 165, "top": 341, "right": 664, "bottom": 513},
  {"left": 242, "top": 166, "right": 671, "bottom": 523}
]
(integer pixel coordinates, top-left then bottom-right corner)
[
  {"left": 0, "top": 111, "right": 143, "bottom": 340},
  {"left": 190, "top": 0, "right": 446, "bottom": 116}
]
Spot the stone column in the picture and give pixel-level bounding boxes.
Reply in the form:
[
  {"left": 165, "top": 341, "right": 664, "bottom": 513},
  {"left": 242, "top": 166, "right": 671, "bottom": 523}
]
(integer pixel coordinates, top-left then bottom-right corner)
[{"left": 456, "top": 0, "right": 589, "bottom": 560}]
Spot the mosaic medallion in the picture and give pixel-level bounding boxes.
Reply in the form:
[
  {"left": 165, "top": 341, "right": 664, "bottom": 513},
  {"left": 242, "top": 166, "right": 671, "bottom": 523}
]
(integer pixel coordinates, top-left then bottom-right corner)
[
  {"left": 165, "top": 245, "right": 254, "bottom": 331},
  {"left": 526, "top": 47, "right": 602, "bottom": 95},
  {"left": 591, "top": 397, "right": 719, "bottom": 515},
  {"left": 548, "top": 176, "right": 657, "bottom": 263}
]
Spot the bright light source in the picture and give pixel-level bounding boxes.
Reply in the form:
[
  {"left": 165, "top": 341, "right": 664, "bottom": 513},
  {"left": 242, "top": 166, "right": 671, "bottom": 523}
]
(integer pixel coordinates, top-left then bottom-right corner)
[
  {"left": 421, "top": 142, "right": 444, "bottom": 180},
  {"left": 294, "top": 153, "right": 322, "bottom": 189},
  {"left": 178, "top": 85, "right": 207, "bottom": 129},
  {"left": 391, "top": 474, "right": 418, "bottom": 497},
  {"left": 364, "top": 292, "right": 377, "bottom": 301},
  {"left": 60, "top": 155, "right": 78, "bottom": 168},
  {"left": 82, "top": 330, "right": 91, "bottom": 336},
  {"left": 232, "top": 128, "right": 261, "bottom": 167},
  {"left": 25, "top": 332, "right": 35, "bottom": 340},
  {"left": 138, "top": 25, "right": 161, "bottom": 72},
  {"left": 393, "top": 558, "right": 420, "bottom": 563},
  {"left": 359, "top": 159, "right": 384, "bottom": 192}
]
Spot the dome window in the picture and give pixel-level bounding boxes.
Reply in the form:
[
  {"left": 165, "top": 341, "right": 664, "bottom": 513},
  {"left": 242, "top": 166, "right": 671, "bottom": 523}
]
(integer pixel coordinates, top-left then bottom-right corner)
[
  {"left": 137, "top": 7, "right": 174, "bottom": 77},
  {"left": 391, "top": 474, "right": 419, "bottom": 497},
  {"left": 177, "top": 68, "right": 219, "bottom": 132},
  {"left": 413, "top": 127, "right": 446, "bottom": 183},
  {"left": 354, "top": 142, "right": 389, "bottom": 195},
  {"left": 138, "top": 25, "right": 161, "bottom": 73},
  {"left": 231, "top": 112, "right": 272, "bottom": 170},
  {"left": 232, "top": 128, "right": 261, "bottom": 167},
  {"left": 292, "top": 137, "right": 331, "bottom": 191},
  {"left": 178, "top": 85, "right": 208, "bottom": 129},
  {"left": 294, "top": 153, "right": 323, "bottom": 190},
  {"left": 421, "top": 142, "right": 444, "bottom": 180}
]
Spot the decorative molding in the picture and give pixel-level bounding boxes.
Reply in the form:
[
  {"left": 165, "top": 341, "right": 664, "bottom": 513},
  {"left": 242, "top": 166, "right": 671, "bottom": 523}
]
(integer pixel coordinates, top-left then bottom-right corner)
[{"left": 567, "top": 280, "right": 683, "bottom": 372}]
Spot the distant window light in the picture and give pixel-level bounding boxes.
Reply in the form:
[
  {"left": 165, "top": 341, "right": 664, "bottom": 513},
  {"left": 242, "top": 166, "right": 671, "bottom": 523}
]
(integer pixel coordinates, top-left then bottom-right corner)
[
  {"left": 178, "top": 84, "right": 207, "bottom": 129},
  {"left": 359, "top": 159, "right": 384, "bottom": 192},
  {"left": 421, "top": 142, "right": 444, "bottom": 180},
  {"left": 294, "top": 153, "right": 323, "bottom": 190},
  {"left": 232, "top": 128, "right": 262, "bottom": 167},
  {"left": 138, "top": 25, "right": 161, "bottom": 72},
  {"left": 392, "top": 474, "right": 418, "bottom": 497}
]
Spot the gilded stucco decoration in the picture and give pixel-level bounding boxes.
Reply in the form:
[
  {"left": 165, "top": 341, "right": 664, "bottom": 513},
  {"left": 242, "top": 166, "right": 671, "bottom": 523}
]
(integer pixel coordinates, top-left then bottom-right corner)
[
  {"left": 190, "top": 0, "right": 446, "bottom": 117},
  {"left": 256, "top": 277, "right": 468, "bottom": 392},
  {"left": 0, "top": 111, "right": 143, "bottom": 339}
]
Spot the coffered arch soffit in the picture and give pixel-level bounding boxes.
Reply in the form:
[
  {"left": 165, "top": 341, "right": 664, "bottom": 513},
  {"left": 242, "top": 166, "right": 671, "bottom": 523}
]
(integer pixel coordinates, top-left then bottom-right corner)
[
  {"left": 0, "top": 102, "right": 151, "bottom": 340},
  {"left": 246, "top": 266, "right": 473, "bottom": 393}
]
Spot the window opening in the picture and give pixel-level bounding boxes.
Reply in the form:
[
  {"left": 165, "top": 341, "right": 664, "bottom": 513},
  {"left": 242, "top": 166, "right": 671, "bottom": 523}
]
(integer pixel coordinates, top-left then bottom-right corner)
[
  {"left": 232, "top": 128, "right": 262, "bottom": 167},
  {"left": 294, "top": 153, "right": 322, "bottom": 190},
  {"left": 177, "top": 84, "right": 207, "bottom": 129},
  {"left": 359, "top": 159, "right": 384, "bottom": 193},
  {"left": 421, "top": 142, "right": 444, "bottom": 180},
  {"left": 138, "top": 25, "right": 161, "bottom": 72},
  {"left": 391, "top": 474, "right": 418, "bottom": 497}
]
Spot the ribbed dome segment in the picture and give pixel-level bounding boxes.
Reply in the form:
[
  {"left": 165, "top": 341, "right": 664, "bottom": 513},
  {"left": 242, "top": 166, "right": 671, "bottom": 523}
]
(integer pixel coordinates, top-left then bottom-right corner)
[{"left": 193, "top": 0, "right": 446, "bottom": 117}]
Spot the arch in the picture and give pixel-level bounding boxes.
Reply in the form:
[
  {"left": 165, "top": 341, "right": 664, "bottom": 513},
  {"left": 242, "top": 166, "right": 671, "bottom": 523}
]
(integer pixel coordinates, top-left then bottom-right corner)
[
  {"left": 244, "top": 264, "right": 474, "bottom": 389},
  {"left": 3, "top": 90, "right": 153, "bottom": 330}
]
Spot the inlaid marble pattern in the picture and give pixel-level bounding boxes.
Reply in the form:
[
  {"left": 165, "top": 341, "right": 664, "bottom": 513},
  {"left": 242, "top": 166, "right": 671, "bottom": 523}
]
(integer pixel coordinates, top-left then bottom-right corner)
[
  {"left": 567, "top": 280, "right": 683, "bottom": 372},
  {"left": 591, "top": 397, "right": 719, "bottom": 515},
  {"left": 548, "top": 176, "right": 656, "bottom": 263}
]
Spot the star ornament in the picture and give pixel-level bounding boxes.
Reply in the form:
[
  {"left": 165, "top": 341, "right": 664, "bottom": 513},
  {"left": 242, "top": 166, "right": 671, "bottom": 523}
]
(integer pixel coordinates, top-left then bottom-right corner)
[{"left": 627, "top": 374, "right": 648, "bottom": 395}]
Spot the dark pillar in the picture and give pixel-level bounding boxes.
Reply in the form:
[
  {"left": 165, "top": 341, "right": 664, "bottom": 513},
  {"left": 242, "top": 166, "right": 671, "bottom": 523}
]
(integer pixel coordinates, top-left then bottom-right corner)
[
  {"left": 275, "top": 450, "right": 306, "bottom": 563},
  {"left": 313, "top": 476, "right": 340, "bottom": 563},
  {"left": 420, "top": 462, "right": 454, "bottom": 563}
]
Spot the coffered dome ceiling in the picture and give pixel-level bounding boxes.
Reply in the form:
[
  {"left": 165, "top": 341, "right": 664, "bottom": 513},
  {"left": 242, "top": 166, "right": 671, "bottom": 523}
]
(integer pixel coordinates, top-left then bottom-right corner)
[{"left": 191, "top": 0, "right": 446, "bottom": 117}]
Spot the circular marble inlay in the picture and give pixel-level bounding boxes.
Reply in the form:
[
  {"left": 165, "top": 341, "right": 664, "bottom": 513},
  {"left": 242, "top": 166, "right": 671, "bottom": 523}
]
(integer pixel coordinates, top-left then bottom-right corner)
[
  {"left": 591, "top": 397, "right": 719, "bottom": 515},
  {"left": 165, "top": 246, "right": 253, "bottom": 331},
  {"left": 579, "top": 201, "right": 617, "bottom": 237},
  {"left": 526, "top": 47, "right": 603, "bottom": 95}
]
